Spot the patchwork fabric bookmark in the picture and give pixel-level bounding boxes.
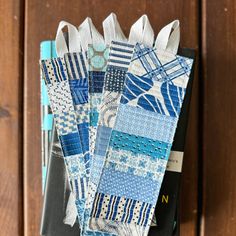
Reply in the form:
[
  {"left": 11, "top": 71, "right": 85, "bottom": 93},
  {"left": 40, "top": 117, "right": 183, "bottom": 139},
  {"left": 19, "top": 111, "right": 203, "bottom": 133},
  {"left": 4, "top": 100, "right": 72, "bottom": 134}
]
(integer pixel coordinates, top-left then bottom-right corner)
[
  {"left": 89, "top": 21, "right": 194, "bottom": 236},
  {"left": 83, "top": 13, "right": 127, "bottom": 236},
  {"left": 40, "top": 21, "right": 86, "bottom": 228},
  {"left": 66, "top": 17, "right": 107, "bottom": 233},
  {"left": 86, "top": 15, "right": 155, "bottom": 235}
]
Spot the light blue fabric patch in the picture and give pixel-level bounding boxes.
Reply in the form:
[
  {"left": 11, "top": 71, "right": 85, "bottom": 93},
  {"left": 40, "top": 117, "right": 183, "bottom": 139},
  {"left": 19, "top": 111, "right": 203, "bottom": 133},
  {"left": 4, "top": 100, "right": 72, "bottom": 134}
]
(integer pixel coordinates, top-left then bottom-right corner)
[
  {"left": 97, "top": 167, "right": 160, "bottom": 205},
  {"left": 115, "top": 104, "right": 178, "bottom": 143},
  {"left": 94, "top": 126, "right": 112, "bottom": 156}
]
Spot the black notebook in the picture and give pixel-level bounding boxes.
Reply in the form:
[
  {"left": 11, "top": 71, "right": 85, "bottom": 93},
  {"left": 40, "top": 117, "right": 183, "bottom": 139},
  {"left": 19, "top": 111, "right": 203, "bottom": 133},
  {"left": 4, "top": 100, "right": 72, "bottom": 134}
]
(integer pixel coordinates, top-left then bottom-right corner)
[{"left": 40, "top": 124, "right": 80, "bottom": 236}]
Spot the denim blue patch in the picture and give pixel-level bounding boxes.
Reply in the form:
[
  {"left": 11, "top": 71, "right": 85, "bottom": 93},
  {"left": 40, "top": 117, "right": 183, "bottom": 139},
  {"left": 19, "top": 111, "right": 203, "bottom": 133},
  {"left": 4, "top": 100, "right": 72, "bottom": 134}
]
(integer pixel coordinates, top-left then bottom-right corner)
[
  {"left": 69, "top": 79, "right": 88, "bottom": 105},
  {"left": 94, "top": 126, "right": 112, "bottom": 156},
  {"left": 89, "top": 71, "right": 105, "bottom": 93},
  {"left": 59, "top": 132, "right": 83, "bottom": 156},
  {"left": 77, "top": 123, "right": 89, "bottom": 153}
]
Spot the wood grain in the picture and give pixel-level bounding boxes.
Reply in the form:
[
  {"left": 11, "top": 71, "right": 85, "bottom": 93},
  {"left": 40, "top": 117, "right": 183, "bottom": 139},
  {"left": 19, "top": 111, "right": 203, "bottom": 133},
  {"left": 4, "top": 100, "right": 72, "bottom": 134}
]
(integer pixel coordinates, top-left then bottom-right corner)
[
  {"left": 202, "top": 0, "right": 236, "bottom": 235},
  {"left": 24, "top": 1, "right": 199, "bottom": 235},
  {"left": 0, "top": 0, "right": 24, "bottom": 235}
]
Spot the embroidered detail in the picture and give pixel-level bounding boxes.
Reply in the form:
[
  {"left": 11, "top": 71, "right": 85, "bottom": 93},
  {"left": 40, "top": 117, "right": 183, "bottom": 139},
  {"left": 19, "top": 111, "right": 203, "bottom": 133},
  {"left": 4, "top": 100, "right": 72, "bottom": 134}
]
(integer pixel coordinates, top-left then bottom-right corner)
[
  {"left": 88, "top": 42, "right": 193, "bottom": 235},
  {"left": 109, "top": 130, "right": 171, "bottom": 160}
]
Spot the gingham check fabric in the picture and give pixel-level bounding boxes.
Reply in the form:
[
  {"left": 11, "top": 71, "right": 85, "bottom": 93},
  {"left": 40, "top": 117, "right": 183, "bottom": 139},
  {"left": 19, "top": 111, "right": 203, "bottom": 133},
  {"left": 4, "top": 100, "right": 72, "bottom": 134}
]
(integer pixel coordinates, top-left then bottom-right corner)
[
  {"left": 88, "top": 43, "right": 193, "bottom": 236},
  {"left": 84, "top": 41, "right": 135, "bottom": 234},
  {"left": 40, "top": 57, "right": 87, "bottom": 227}
]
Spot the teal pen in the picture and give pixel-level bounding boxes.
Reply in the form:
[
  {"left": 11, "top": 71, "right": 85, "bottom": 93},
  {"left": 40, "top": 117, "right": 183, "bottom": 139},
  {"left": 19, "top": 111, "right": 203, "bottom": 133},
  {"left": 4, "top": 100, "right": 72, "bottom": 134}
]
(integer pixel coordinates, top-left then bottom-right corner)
[{"left": 40, "top": 40, "right": 55, "bottom": 194}]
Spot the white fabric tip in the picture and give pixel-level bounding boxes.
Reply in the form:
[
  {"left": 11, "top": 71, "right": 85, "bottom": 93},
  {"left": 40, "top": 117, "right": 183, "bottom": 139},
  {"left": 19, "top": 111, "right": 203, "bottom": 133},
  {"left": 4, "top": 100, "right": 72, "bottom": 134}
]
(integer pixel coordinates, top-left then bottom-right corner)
[
  {"left": 129, "top": 14, "right": 154, "bottom": 47},
  {"left": 155, "top": 20, "right": 180, "bottom": 55},
  {"left": 103, "top": 12, "right": 127, "bottom": 44},
  {"left": 55, "top": 20, "right": 81, "bottom": 57},
  {"left": 63, "top": 192, "right": 77, "bottom": 227},
  {"left": 78, "top": 17, "right": 104, "bottom": 51}
]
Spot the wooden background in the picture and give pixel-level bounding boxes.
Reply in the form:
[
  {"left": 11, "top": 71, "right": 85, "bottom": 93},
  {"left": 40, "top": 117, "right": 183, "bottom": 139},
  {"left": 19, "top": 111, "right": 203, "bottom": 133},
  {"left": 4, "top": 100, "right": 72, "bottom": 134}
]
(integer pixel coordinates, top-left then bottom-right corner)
[{"left": 0, "top": 0, "right": 235, "bottom": 235}]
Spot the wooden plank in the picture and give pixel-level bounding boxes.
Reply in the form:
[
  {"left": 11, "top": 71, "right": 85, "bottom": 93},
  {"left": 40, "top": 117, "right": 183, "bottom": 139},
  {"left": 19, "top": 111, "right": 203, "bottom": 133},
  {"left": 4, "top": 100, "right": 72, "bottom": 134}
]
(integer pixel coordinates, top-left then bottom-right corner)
[
  {"left": 202, "top": 1, "right": 236, "bottom": 235},
  {"left": 0, "top": 0, "right": 24, "bottom": 235},
  {"left": 24, "top": 1, "right": 199, "bottom": 235}
]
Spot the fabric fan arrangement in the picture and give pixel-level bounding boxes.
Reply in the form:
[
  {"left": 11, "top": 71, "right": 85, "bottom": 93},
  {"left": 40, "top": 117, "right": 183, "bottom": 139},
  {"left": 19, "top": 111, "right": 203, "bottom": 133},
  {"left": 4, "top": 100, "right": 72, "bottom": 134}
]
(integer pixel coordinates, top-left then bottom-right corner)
[{"left": 40, "top": 13, "right": 194, "bottom": 236}]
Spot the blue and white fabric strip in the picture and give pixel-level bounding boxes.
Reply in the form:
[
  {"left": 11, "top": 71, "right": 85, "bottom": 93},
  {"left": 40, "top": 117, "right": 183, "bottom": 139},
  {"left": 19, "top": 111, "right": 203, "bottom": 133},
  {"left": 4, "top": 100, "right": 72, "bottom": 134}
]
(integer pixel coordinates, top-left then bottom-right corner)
[
  {"left": 85, "top": 41, "right": 135, "bottom": 234},
  {"left": 108, "top": 41, "right": 134, "bottom": 69},
  {"left": 64, "top": 51, "right": 90, "bottom": 169},
  {"left": 64, "top": 51, "right": 90, "bottom": 226},
  {"left": 88, "top": 44, "right": 109, "bottom": 155},
  {"left": 83, "top": 44, "right": 112, "bottom": 235},
  {"left": 89, "top": 43, "right": 193, "bottom": 235},
  {"left": 40, "top": 57, "right": 87, "bottom": 226}
]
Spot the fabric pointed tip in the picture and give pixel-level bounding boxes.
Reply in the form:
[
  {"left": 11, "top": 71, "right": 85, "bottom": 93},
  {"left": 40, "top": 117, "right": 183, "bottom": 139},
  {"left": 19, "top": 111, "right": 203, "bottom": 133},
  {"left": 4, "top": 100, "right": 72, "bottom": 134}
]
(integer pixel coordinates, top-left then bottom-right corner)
[{"left": 63, "top": 192, "right": 78, "bottom": 227}]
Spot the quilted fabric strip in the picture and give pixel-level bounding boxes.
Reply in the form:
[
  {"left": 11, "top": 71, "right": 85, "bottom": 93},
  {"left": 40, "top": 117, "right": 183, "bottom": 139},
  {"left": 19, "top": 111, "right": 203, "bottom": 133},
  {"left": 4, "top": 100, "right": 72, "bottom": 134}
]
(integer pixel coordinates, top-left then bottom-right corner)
[
  {"left": 84, "top": 44, "right": 117, "bottom": 236},
  {"left": 89, "top": 42, "right": 193, "bottom": 235},
  {"left": 85, "top": 41, "right": 135, "bottom": 234},
  {"left": 40, "top": 57, "right": 87, "bottom": 226},
  {"left": 63, "top": 51, "right": 90, "bottom": 225},
  {"left": 88, "top": 44, "right": 109, "bottom": 157}
]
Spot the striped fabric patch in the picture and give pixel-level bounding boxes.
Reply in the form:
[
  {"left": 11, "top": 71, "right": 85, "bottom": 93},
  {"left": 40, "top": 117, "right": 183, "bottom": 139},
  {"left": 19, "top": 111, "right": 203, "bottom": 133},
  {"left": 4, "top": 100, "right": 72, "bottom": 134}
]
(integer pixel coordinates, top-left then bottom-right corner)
[
  {"left": 71, "top": 177, "right": 89, "bottom": 199},
  {"left": 91, "top": 192, "right": 154, "bottom": 227},
  {"left": 41, "top": 57, "right": 67, "bottom": 84},
  {"left": 109, "top": 130, "right": 171, "bottom": 160},
  {"left": 108, "top": 41, "right": 134, "bottom": 69},
  {"left": 64, "top": 52, "right": 88, "bottom": 80}
]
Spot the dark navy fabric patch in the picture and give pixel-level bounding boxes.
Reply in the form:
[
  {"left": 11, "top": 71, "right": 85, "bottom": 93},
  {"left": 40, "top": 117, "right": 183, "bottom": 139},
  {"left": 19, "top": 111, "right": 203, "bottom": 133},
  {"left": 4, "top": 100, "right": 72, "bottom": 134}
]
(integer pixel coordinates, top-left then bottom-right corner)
[
  {"left": 89, "top": 71, "right": 105, "bottom": 93},
  {"left": 59, "top": 132, "right": 83, "bottom": 156}
]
